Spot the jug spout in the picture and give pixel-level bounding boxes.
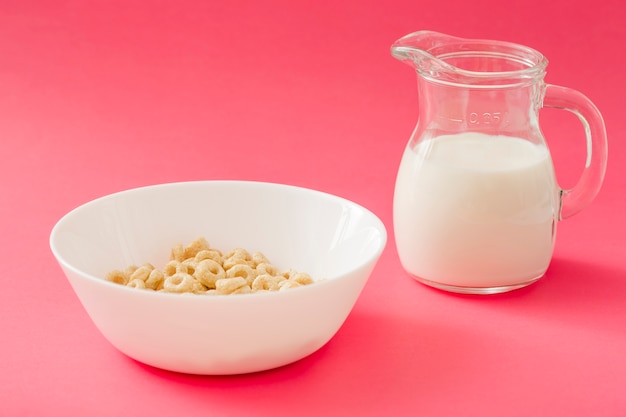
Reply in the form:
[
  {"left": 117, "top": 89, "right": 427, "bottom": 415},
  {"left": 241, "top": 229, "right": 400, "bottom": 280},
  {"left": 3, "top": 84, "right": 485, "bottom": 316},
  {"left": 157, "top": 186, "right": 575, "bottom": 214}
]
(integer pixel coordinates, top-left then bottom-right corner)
[
  {"left": 391, "top": 30, "right": 548, "bottom": 87},
  {"left": 391, "top": 30, "right": 459, "bottom": 71}
]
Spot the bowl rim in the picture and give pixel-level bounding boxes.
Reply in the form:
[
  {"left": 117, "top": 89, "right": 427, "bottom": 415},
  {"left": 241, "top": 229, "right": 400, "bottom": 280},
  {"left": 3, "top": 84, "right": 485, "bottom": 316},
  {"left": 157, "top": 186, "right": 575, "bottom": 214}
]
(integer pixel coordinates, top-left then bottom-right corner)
[{"left": 49, "top": 180, "right": 388, "bottom": 298}]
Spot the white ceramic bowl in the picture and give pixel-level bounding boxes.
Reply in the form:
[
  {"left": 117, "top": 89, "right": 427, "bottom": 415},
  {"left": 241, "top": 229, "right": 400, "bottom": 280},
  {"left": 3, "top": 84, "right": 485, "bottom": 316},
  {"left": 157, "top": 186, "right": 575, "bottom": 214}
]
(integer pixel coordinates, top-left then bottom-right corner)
[{"left": 50, "top": 181, "right": 386, "bottom": 375}]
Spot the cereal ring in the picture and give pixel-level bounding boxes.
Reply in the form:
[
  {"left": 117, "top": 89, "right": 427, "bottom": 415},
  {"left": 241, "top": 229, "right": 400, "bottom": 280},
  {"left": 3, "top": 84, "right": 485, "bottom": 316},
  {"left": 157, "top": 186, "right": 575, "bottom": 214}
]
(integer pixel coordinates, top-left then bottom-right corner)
[
  {"left": 225, "top": 248, "right": 251, "bottom": 260},
  {"left": 223, "top": 248, "right": 252, "bottom": 270},
  {"left": 145, "top": 269, "right": 164, "bottom": 290},
  {"left": 278, "top": 280, "right": 302, "bottom": 291},
  {"left": 130, "top": 264, "right": 153, "bottom": 282},
  {"left": 194, "top": 259, "right": 226, "bottom": 288},
  {"left": 226, "top": 264, "right": 258, "bottom": 285},
  {"left": 231, "top": 285, "right": 252, "bottom": 294},
  {"left": 163, "top": 273, "right": 195, "bottom": 293},
  {"left": 170, "top": 243, "right": 185, "bottom": 262},
  {"left": 192, "top": 280, "right": 208, "bottom": 294},
  {"left": 223, "top": 257, "right": 249, "bottom": 270},
  {"left": 251, "top": 274, "right": 285, "bottom": 291},
  {"left": 180, "top": 259, "right": 197, "bottom": 276},
  {"left": 184, "top": 237, "right": 210, "bottom": 259},
  {"left": 215, "top": 277, "right": 249, "bottom": 294},
  {"left": 251, "top": 252, "right": 270, "bottom": 267},
  {"left": 256, "top": 262, "right": 279, "bottom": 277},
  {"left": 194, "top": 249, "right": 223, "bottom": 264},
  {"left": 105, "top": 269, "right": 129, "bottom": 285},
  {"left": 127, "top": 278, "right": 146, "bottom": 289},
  {"left": 280, "top": 269, "right": 296, "bottom": 279},
  {"left": 163, "top": 260, "right": 180, "bottom": 277},
  {"left": 290, "top": 272, "right": 314, "bottom": 286}
]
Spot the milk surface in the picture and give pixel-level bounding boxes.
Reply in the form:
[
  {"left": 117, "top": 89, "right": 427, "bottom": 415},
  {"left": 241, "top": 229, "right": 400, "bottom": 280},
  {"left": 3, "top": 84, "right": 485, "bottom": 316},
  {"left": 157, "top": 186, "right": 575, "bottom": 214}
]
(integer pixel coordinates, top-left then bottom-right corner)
[{"left": 393, "top": 132, "right": 559, "bottom": 288}]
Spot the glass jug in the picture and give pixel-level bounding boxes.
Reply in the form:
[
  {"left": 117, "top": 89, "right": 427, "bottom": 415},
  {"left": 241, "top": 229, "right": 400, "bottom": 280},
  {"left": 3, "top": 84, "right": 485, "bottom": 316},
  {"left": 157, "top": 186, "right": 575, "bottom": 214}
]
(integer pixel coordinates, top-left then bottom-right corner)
[{"left": 391, "top": 31, "right": 607, "bottom": 294}]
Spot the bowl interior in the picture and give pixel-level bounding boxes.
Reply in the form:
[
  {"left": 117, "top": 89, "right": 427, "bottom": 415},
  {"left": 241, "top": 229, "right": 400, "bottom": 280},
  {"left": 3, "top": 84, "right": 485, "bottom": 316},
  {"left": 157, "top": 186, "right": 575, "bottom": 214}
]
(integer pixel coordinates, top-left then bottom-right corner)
[{"left": 51, "top": 181, "right": 387, "bottom": 283}]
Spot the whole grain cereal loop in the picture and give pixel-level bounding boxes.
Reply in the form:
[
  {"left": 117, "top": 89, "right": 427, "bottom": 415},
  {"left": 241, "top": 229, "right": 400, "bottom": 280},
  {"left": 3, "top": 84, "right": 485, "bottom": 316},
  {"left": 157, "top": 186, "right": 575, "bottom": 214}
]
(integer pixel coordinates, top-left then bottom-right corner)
[
  {"left": 163, "top": 272, "right": 195, "bottom": 293},
  {"left": 127, "top": 278, "right": 147, "bottom": 289},
  {"left": 279, "top": 269, "right": 295, "bottom": 279},
  {"left": 170, "top": 243, "right": 186, "bottom": 262},
  {"left": 167, "top": 259, "right": 198, "bottom": 276},
  {"left": 251, "top": 252, "right": 270, "bottom": 267},
  {"left": 278, "top": 280, "right": 302, "bottom": 291},
  {"left": 145, "top": 269, "right": 164, "bottom": 290},
  {"left": 256, "top": 262, "right": 279, "bottom": 277},
  {"left": 223, "top": 248, "right": 252, "bottom": 270},
  {"left": 130, "top": 264, "right": 154, "bottom": 282},
  {"left": 124, "top": 265, "right": 139, "bottom": 278},
  {"left": 192, "top": 280, "right": 208, "bottom": 294},
  {"left": 231, "top": 285, "right": 252, "bottom": 294},
  {"left": 184, "top": 237, "right": 210, "bottom": 259},
  {"left": 180, "top": 259, "right": 198, "bottom": 276},
  {"left": 226, "top": 248, "right": 251, "bottom": 260},
  {"left": 226, "top": 264, "right": 258, "bottom": 286},
  {"left": 105, "top": 269, "right": 129, "bottom": 285},
  {"left": 194, "top": 259, "right": 226, "bottom": 288},
  {"left": 194, "top": 249, "right": 223, "bottom": 264},
  {"left": 252, "top": 274, "right": 285, "bottom": 291},
  {"left": 215, "top": 277, "right": 249, "bottom": 295},
  {"left": 223, "top": 257, "right": 250, "bottom": 271},
  {"left": 290, "top": 272, "right": 314, "bottom": 286},
  {"left": 163, "top": 260, "right": 180, "bottom": 277}
]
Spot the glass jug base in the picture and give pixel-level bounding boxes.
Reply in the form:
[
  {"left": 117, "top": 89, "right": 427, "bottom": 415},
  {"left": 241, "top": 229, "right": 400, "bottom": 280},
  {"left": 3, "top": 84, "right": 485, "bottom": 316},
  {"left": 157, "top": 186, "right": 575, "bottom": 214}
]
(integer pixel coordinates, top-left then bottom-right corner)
[{"left": 413, "top": 275, "right": 544, "bottom": 295}]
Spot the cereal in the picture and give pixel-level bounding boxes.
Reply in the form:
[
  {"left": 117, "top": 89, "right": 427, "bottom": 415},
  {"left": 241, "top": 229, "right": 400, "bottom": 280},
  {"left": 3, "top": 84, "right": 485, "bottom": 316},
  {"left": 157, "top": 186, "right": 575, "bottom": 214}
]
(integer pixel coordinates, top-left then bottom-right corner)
[
  {"left": 194, "top": 249, "right": 223, "bottom": 264},
  {"left": 129, "top": 264, "right": 153, "bottom": 282},
  {"left": 170, "top": 243, "right": 185, "bottom": 263},
  {"left": 290, "top": 272, "right": 314, "bottom": 286},
  {"left": 105, "top": 269, "right": 128, "bottom": 285},
  {"left": 124, "top": 265, "right": 139, "bottom": 277},
  {"left": 163, "top": 272, "right": 195, "bottom": 293},
  {"left": 278, "top": 280, "right": 302, "bottom": 291},
  {"left": 251, "top": 252, "right": 270, "bottom": 267},
  {"left": 105, "top": 237, "right": 316, "bottom": 295},
  {"left": 163, "top": 260, "right": 180, "bottom": 277},
  {"left": 145, "top": 269, "right": 164, "bottom": 290},
  {"left": 194, "top": 259, "right": 225, "bottom": 288},
  {"left": 180, "top": 259, "right": 197, "bottom": 275},
  {"left": 223, "top": 248, "right": 253, "bottom": 270},
  {"left": 215, "top": 277, "right": 249, "bottom": 294},
  {"left": 127, "top": 278, "right": 146, "bottom": 289},
  {"left": 192, "top": 280, "right": 208, "bottom": 294},
  {"left": 226, "top": 264, "right": 257, "bottom": 285},
  {"left": 251, "top": 274, "right": 284, "bottom": 291},
  {"left": 256, "top": 262, "right": 279, "bottom": 276},
  {"left": 184, "top": 236, "right": 210, "bottom": 259}
]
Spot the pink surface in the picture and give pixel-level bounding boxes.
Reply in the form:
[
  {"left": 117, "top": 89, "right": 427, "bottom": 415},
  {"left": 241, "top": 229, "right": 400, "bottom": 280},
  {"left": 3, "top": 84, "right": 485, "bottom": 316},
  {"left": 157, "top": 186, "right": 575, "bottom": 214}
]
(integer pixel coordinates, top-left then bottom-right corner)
[{"left": 1, "top": 0, "right": 625, "bottom": 415}]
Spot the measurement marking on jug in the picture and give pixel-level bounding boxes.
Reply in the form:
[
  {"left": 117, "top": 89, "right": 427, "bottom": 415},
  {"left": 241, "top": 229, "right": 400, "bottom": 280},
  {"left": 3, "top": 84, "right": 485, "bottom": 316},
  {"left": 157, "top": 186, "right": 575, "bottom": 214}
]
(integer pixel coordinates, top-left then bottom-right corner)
[{"left": 469, "top": 112, "right": 502, "bottom": 125}]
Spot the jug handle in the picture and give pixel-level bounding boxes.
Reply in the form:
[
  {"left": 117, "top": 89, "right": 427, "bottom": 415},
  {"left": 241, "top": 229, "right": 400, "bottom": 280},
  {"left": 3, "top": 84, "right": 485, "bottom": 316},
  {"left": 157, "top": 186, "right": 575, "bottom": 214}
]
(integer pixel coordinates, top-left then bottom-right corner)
[{"left": 543, "top": 85, "right": 608, "bottom": 220}]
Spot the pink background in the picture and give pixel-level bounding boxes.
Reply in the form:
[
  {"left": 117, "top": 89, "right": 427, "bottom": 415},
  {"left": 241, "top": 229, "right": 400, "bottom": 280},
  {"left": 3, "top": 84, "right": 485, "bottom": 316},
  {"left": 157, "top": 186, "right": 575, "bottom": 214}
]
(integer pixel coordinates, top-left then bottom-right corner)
[{"left": 1, "top": 0, "right": 625, "bottom": 415}]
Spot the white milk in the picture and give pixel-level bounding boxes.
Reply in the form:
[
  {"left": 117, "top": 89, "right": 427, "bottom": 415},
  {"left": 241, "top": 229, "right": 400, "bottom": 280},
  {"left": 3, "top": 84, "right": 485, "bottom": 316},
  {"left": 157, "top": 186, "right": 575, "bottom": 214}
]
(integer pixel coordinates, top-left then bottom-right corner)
[{"left": 393, "top": 132, "right": 559, "bottom": 289}]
